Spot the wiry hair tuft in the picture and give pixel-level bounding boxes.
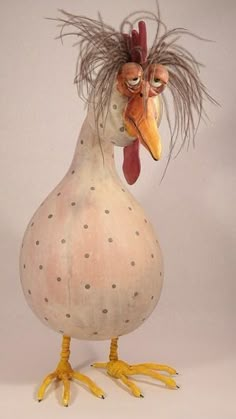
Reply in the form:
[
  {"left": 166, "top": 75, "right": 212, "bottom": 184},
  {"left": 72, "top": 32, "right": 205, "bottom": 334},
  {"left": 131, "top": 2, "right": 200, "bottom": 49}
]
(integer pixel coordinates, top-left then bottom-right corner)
[{"left": 52, "top": 7, "right": 216, "bottom": 168}]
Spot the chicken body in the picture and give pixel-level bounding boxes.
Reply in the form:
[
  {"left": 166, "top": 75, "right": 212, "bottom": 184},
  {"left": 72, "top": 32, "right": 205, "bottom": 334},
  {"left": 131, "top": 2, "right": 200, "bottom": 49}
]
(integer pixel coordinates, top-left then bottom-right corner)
[{"left": 20, "top": 113, "right": 163, "bottom": 340}]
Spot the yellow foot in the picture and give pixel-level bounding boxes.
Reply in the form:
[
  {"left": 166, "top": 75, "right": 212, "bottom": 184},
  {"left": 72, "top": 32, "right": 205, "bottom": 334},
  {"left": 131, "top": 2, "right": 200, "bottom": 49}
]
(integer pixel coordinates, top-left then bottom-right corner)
[
  {"left": 37, "top": 359, "right": 105, "bottom": 406},
  {"left": 92, "top": 360, "right": 179, "bottom": 398}
]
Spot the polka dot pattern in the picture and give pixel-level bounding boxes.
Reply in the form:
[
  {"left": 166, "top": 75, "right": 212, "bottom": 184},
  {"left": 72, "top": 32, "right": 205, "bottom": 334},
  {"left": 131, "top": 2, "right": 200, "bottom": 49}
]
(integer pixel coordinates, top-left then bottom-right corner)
[{"left": 20, "top": 149, "right": 163, "bottom": 341}]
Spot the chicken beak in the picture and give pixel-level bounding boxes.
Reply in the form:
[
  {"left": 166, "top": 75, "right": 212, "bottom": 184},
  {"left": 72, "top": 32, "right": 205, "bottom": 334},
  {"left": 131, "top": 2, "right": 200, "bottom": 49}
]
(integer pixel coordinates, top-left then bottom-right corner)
[{"left": 124, "top": 94, "right": 162, "bottom": 161}]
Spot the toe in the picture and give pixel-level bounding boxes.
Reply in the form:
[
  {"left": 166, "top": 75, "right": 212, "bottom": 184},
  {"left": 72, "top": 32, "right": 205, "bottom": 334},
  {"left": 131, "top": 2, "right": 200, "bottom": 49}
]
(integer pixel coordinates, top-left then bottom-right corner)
[{"left": 62, "top": 377, "right": 70, "bottom": 406}]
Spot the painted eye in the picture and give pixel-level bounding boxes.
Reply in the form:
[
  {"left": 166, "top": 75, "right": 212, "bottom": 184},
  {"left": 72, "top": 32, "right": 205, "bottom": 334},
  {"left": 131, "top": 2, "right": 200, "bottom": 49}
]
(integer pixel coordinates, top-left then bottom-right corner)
[
  {"left": 150, "top": 78, "right": 163, "bottom": 88},
  {"left": 126, "top": 77, "right": 141, "bottom": 87}
]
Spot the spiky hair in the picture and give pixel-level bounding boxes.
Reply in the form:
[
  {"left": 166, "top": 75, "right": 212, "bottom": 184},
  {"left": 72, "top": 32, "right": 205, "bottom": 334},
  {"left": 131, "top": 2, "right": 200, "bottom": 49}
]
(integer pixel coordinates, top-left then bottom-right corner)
[{"left": 53, "top": 7, "right": 216, "bottom": 163}]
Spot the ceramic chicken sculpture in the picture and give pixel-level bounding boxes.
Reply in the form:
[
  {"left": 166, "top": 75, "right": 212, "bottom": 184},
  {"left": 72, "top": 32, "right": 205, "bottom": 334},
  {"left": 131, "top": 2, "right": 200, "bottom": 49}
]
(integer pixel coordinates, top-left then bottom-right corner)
[{"left": 20, "top": 9, "right": 214, "bottom": 406}]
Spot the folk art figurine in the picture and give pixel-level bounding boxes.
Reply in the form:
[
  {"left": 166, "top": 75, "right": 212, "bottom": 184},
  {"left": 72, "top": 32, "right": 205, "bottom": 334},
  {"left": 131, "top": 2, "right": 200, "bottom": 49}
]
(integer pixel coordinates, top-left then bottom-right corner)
[{"left": 19, "top": 7, "right": 215, "bottom": 406}]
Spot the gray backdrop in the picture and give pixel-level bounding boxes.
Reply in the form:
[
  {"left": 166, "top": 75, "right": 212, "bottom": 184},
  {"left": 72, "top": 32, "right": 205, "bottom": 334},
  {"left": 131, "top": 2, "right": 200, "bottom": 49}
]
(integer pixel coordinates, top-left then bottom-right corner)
[{"left": 0, "top": 0, "right": 235, "bottom": 418}]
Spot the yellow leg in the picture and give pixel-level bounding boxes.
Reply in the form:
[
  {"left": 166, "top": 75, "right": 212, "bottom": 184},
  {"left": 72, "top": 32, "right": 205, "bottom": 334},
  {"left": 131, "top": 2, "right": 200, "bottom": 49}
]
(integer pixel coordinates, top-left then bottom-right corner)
[
  {"left": 37, "top": 336, "right": 105, "bottom": 406},
  {"left": 92, "top": 337, "right": 179, "bottom": 397}
]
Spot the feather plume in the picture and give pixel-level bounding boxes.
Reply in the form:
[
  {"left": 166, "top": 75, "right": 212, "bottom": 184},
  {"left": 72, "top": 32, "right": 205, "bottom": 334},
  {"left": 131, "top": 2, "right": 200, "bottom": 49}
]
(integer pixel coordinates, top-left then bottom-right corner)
[{"left": 51, "top": 7, "right": 217, "bottom": 169}]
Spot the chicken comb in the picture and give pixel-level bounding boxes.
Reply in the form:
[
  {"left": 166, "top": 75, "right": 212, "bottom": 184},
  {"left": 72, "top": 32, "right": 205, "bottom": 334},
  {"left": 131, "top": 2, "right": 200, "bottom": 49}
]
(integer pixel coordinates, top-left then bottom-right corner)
[{"left": 124, "top": 21, "right": 147, "bottom": 65}]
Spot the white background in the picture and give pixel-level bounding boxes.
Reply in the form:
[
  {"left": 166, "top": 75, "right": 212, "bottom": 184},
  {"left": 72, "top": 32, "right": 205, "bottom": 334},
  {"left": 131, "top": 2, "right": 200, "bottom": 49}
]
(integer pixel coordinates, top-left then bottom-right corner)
[{"left": 0, "top": 0, "right": 235, "bottom": 418}]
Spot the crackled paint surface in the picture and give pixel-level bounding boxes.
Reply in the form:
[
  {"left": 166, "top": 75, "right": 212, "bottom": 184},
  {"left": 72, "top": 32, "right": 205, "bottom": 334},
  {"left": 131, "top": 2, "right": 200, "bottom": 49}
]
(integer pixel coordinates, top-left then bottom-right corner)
[{"left": 20, "top": 87, "right": 163, "bottom": 340}]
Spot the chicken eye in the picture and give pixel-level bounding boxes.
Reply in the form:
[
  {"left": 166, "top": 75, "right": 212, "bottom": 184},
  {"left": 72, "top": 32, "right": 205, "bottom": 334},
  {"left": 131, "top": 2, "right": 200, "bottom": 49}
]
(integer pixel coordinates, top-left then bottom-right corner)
[
  {"left": 126, "top": 77, "right": 141, "bottom": 87},
  {"left": 150, "top": 78, "right": 163, "bottom": 88}
]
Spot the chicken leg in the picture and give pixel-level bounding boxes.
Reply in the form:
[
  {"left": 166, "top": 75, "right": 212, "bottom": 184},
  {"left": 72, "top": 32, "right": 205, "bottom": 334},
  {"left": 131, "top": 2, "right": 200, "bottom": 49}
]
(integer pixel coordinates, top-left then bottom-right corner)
[
  {"left": 37, "top": 336, "right": 105, "bottom": 406},
  {"left": 92, "top": 338, "right": 179, "bottom": 397}
]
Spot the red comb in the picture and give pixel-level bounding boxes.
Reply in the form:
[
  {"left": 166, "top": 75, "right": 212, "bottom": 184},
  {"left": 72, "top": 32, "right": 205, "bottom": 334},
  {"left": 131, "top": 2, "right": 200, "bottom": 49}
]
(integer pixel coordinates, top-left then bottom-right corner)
[{"left": 124, "top": 20, "right": 147, "bottom": 65}]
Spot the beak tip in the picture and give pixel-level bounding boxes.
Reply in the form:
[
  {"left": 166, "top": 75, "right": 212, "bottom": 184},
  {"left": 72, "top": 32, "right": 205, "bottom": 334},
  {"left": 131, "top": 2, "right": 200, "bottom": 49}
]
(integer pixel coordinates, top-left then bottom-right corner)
[{"left": 152, "top": 152, "right": 161, "bottom": 161}]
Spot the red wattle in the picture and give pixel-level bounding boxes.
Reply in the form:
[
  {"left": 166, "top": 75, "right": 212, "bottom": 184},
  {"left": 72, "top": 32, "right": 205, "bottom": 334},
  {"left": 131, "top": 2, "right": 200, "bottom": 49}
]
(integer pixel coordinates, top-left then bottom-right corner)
[{"left": 122, "top": 139, "right": 141, "bottom": 185}]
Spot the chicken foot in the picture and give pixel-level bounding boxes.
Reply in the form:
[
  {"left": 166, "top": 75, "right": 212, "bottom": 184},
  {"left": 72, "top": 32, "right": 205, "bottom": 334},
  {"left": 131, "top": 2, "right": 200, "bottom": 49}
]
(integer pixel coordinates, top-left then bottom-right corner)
[
  {"left": 37, "top": 336, "right": 105, "bottom": 406},
  {"left": 92, "top": 337, "right": 179, "bottom": 397}
]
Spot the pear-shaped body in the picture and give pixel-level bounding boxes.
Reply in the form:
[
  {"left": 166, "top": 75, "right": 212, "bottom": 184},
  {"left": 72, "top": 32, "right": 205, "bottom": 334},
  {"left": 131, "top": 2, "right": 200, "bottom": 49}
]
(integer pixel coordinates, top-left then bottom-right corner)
[{"left": 20, "top": 118, "right": 163, "bottom": 340}]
